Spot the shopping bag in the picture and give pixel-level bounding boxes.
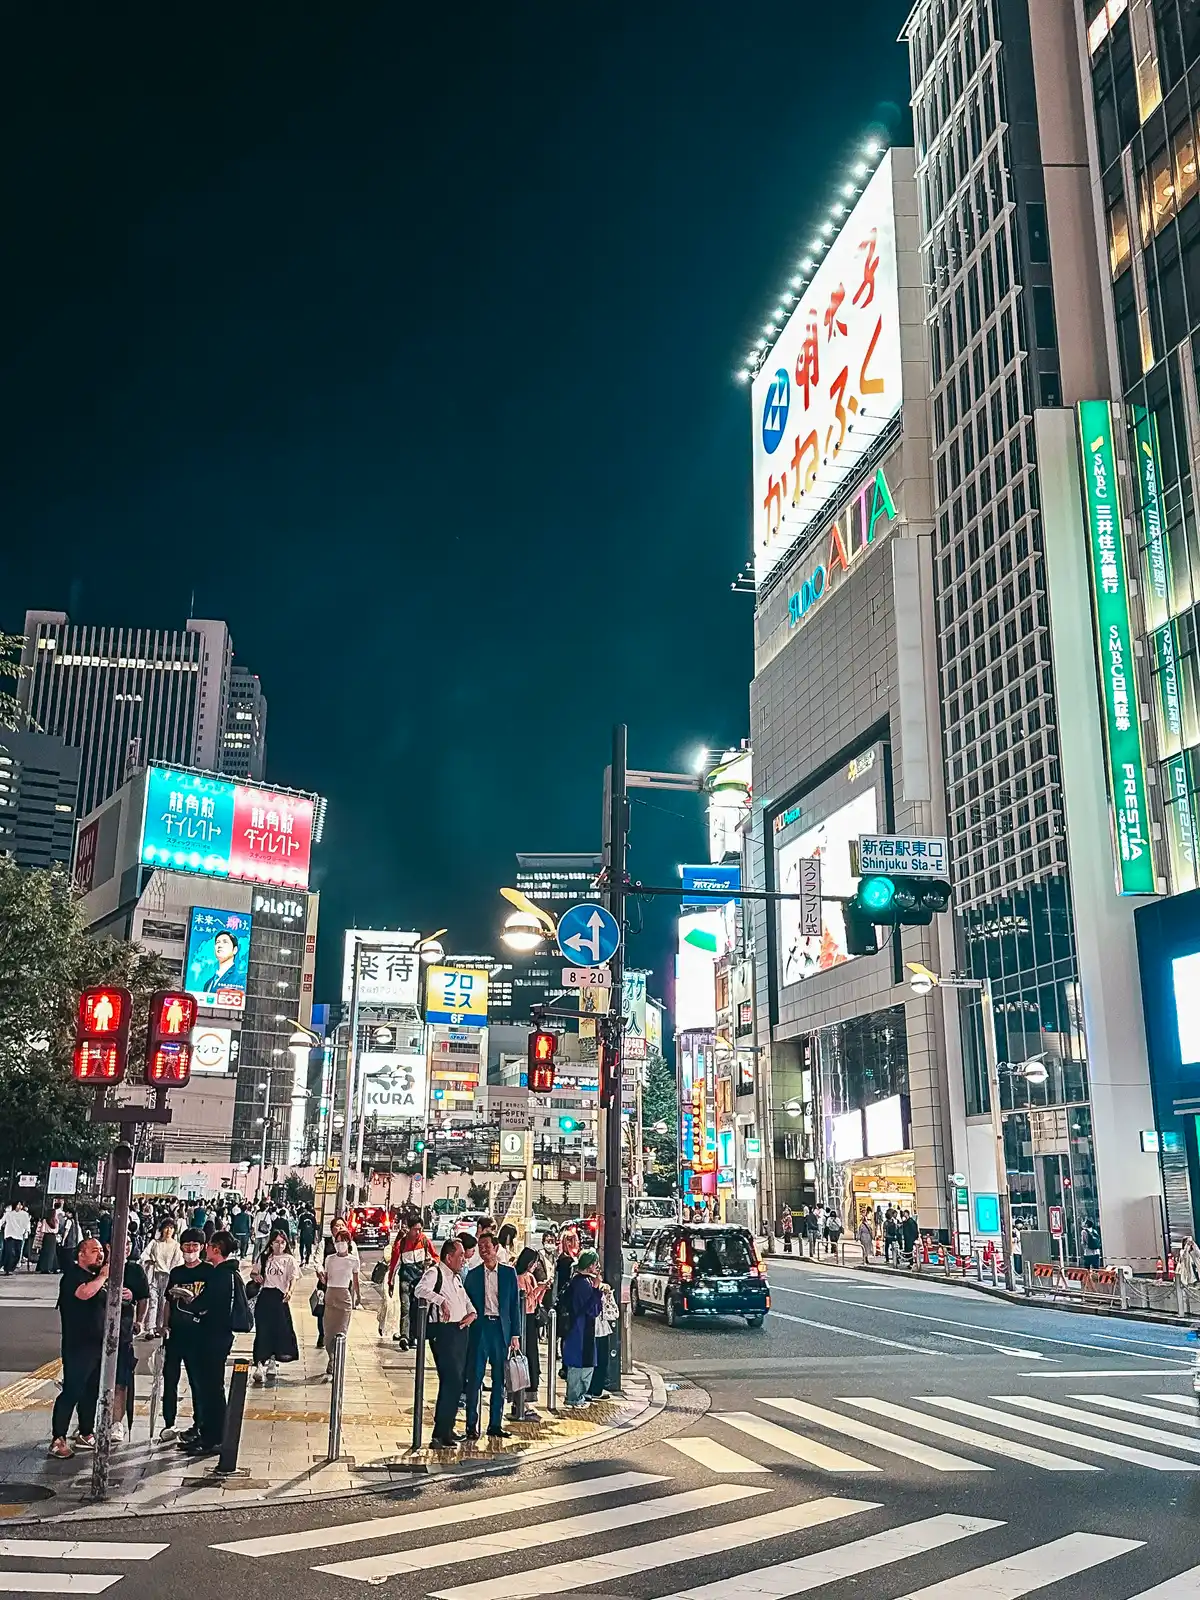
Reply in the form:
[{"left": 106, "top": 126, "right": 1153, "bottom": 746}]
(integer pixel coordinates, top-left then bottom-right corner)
[{"left": 505, "top": 1351, "right": 530, "bottom": 1394}]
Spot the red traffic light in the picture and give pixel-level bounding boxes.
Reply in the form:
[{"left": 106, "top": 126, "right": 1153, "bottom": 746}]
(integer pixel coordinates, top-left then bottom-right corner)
[
  {"left": 528, "top": 1028, "right": 557, "bottom": 1093},
  {"left": 144, "top": 991, "right": 198, "bottom": 1086},
  {"left": 74, "top": 986, "right": 133, "bottom": 1082}
]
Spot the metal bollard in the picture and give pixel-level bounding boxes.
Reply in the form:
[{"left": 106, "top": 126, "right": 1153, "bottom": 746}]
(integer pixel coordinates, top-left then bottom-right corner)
[
  {"left": 216, "top": 1359, "right": 250, "bottom": 1476},
  {"left": 546, "top": 1305, "right": 558, "bottom": 1413},
  {"left": 411, "top": 1302, "right": 428, "bottom": 1451},
  {"left": 620, "top": 1303, "right": 633, "bottom": 1372},
  {"left": 326, "top": 1332, "right": 347, "bottom": 1463},
  {"left": 514, "top": 1308, "right": 527, "bottom": 1422}
]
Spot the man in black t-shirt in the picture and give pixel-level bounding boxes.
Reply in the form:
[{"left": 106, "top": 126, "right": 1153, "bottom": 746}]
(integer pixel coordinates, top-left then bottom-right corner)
[
  {"left": 112, "top": 1244, "right": 150, "bottom": 1441},
  {"left": 50, "top": 1238, "right": 108, "bottom": 1458},
  {"left": 159, "top": 1229, "right": 211, "bottom": 1443}
]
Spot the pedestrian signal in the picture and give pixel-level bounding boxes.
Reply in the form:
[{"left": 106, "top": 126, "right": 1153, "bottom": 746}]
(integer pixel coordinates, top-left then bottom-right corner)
[
  {"left": 528, "top": 1028, "right": 556, "bottom": 1093},
  {"left": 144, "top": 990, "right": 198, "bottom": 1085},
  {"left": 73, "top": 986, "right": 133, "bottom": 1081}
]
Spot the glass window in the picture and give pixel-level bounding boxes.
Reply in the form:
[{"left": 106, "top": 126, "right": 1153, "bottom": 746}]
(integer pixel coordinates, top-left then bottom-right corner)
[
  {"left": 1026, "top": 201, "right": 1050, "bottom": 263},
  {"left": 1032, "top": 286, "right": 1058, "bottom": 348},
  {"left": 1174, "top": 115, "right": 1198, "bottom": 209},
  {"left": 1150, "top": 143, "right": 1176, "bottom": 234},
  {"left": 1108, "top": 193, "right": 1131, "bottom": 275}
]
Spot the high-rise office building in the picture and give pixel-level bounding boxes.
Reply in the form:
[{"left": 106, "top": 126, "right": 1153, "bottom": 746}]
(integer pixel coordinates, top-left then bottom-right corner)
[
  {"left": 0, "top": 730, "right": 80, "bottom": 870},
  {"left": 512, "top": 852, "right": 603, "bottom": 1020},
  {"left": 18, "top": 612, "right": 233, "bottom": 816},
  {"left": 221, "top": 665, "right": 268, "bottom": 782},
  {"left": 901, "top": 0, "right": 1159, "bottom": 1261}
]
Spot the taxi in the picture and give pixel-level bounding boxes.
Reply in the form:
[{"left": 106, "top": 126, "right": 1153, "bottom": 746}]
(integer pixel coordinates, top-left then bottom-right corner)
[{"left": 629, "top": 1222, "right": 770, "bottom": 1328}]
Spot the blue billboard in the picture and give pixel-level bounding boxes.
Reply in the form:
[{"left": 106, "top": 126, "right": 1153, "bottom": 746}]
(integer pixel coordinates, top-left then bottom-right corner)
[
  {"left": 186, "top": 906, "right": 254, "bottom": 1013},
  {"left": 142, "top": 767, "right": 236, "bottom": 878},
  {"left": 681, "top": 863, "right": 741, "bottom": 907}
]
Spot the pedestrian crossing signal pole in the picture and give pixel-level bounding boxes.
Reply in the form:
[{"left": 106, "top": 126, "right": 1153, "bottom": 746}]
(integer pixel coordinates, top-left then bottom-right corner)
[{"left": 601, "top": 723, "right": 628, "bottom": 1393}]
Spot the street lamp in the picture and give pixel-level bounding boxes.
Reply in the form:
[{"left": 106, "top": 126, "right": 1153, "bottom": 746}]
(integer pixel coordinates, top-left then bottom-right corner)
[{"left": 498, "top": 889, "right": 558, "bottom": 952}]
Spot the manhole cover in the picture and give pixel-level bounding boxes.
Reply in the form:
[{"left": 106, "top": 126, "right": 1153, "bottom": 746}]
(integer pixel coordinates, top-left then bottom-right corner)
[{"left": 0, "top": 1485, "right": 56, "bottom": 1507}]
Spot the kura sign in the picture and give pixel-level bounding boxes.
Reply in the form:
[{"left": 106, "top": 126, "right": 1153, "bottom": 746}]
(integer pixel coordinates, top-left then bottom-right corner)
[{"left": 786, "top": 466, "right": 897, "bottom": 631}]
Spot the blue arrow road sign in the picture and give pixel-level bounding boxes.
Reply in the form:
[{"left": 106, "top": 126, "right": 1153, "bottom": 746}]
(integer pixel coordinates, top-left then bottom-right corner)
[{"left": 556, "top": 902, "right": 621, "bottom": 967}]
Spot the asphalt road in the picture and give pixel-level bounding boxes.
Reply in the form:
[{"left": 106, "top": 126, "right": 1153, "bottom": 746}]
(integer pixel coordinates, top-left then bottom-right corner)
[{"left": 3, "top": 1256, "right": 1199, "bottom": 1599}]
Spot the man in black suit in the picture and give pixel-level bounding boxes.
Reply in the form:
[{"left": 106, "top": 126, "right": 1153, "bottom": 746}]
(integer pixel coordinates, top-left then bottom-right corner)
[
  {"left": 463, "top": 1232, "right": 522, "bottom": 1440},
  {"left": 179, "top": 1230, "right": 241, "bottom": 1459}
]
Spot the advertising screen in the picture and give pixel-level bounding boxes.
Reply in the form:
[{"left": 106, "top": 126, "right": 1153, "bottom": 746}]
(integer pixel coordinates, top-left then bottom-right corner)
[
  {"left": 1173, "top": 952, "right": 1200, "bottom": 1066},
  {"left": 865, "top": 1094, "right": 907, "bottom": 1157},
  {"left": 752, "top": 153, "right": 903, "bottom": 586},
  {"left": 675, "top": 908, "right": 729, "bottom": 1032},
  {"left": 141, "top": 766, "right": 314, "bottom": 890},
  {"left": 190, "top": 1023, "right": 238, "bottom": 1075},
  {"left": 777, "top": 787, "right": 878, "bottom": 986},
  {"left": 359, "top": 1052, "right": 427, "bottom": 1121},
  {"left": 831, "top": 1109, "right": 865, "bottom": 1163},
  {"left": 185, "top": 907, "right": 253, "bottom": 1012},
  {"left": 425, "top": 966, "right": 488, "bottom": 1027}
]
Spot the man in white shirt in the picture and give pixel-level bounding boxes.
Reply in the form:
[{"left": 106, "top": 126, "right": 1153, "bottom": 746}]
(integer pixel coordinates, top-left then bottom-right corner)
[
  {"left": 2, "top": 1203, "right": 32, "bottom": 1274},
  {"left": 415, "top": 1240, "right": 476, "bottom": 1448}
]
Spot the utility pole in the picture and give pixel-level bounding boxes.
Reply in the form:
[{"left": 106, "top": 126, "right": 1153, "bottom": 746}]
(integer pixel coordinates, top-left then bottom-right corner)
[
  {"left": 602, "top": 723, "right": 628, "bottom": 1387},
  {"left": 338, "top": 938, "right": 363, "bottom": 1218}
]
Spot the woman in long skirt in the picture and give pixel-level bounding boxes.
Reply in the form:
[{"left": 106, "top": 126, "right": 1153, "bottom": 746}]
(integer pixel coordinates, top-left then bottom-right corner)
[
  {"left": 318, "top": 1223, "right": 361, "bottom": 1377},
  {"left": 34, "top": 1212, "right": 60, "bottom": 1274},
  {"left": 250, "top": 1232, "right": 300, "bottom": 1383}
]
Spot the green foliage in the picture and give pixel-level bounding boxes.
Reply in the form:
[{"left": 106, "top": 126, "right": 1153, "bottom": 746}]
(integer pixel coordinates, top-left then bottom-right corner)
[
  {"left": 0, "top": 861, "right": 177, "bottom": 1174},
  {"left": 284, "top": 1175, "right": 315, "bottom": 1209},
  {"left": 0, "top": 633, "right": 27, "bottom": 736},
  {"left": 642, "top": 1048, "right": 679, "bottom": 1192},
  {"left": 466, "top": 1179, "right": 491, "bottom": 1211}
]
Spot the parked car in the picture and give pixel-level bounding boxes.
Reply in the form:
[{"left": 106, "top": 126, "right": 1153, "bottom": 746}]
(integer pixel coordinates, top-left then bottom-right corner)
[
  {"left": 629, "top": 1223, "right": 770, "bottom": 1328},
  {"left": 347, "top": 1206, "right": 391, "bottom": 1249}
]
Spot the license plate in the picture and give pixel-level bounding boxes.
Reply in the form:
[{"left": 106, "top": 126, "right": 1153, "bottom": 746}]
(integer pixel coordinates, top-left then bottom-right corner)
[{"left": 718, "top": 1281, "right": 737, "bottom": 1295}]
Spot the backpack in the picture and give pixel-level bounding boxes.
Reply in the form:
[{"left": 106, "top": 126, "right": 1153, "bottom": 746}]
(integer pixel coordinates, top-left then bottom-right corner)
[
  {"left": 425, "top": 1266, "right": 444, "bottom": 1344},
  {"left": 230, "top": 1270, "right": 255, "bottom": 1333}
]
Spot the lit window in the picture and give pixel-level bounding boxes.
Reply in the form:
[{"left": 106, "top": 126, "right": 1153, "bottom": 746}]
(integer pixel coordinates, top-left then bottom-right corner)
[{"left": 1108, "top": 195, "right": 1131, "bottom": 275}]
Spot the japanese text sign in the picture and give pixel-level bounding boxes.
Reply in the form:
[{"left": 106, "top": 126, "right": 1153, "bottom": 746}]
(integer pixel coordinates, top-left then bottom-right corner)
[
  {"left": 140, "top": 765, "right": 315, "bottom": 890},
  {"left": 1076, "top": 400, "right": 1157, "bottom": 896},
  {"left": 752, "top": 153, "right": 903, "bottom": 586},
  {"left": 857, "top": 835, "right": 948, "bottom": 877},
  {"left": 425, "top": 965, "right": 489, "bottom": 1027},
  {"left": 186, "top": 906, "right": 253, "bottom": 1012}
]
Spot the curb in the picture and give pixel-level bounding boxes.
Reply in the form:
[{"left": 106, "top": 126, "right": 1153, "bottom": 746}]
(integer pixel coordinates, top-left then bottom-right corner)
[{"left": 14, "top": 1365, "right": 669, "bottom": 1525}]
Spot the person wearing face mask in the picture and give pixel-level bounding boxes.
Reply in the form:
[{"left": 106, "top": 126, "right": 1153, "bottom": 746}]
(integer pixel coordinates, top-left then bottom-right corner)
[
  {"left": 158, "top": 1228, "right": 211, "bottom": 1444},
  {"left": 317, "top": 1223, "right": 361, "bottom": 1377}
]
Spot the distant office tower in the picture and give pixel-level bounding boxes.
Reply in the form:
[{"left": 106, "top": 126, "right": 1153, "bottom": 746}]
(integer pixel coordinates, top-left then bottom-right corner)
[
  {"left": 221, "top": 665, "right": 268, "bottom": 781},
  {"left": 512, "top": 852, "right": 602, "bottom": 1020},
  {"left": 17, "top": 612, "right": 233, "bottom": 815},
  {"left": 0, "top": 730, "right": 80, "bottom": 870}
]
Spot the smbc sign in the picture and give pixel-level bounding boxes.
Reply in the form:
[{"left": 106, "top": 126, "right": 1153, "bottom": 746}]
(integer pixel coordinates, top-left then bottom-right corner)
[{"left": 1076, "top": 400, "right": 1156, "bottom": 895}]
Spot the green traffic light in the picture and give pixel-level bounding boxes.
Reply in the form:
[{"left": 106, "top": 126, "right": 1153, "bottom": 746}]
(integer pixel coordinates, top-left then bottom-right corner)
[
  {"left": 858, "top": 875, "right": 896, "bottom": 914},
  {"left": 559, "top": 1116, "right": 579, "bottom": 1133}
]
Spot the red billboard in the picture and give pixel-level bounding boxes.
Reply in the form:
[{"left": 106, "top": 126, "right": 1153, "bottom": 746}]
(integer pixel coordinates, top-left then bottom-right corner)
[{"left": 228, "top": 786, "right": 314, "bottom": 890}]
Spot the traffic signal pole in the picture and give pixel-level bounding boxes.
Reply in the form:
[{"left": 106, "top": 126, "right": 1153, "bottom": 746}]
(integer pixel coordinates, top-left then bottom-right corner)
[
  {"left": 603, "top": 723, "right": 628, "bottom": 1390},
  {"left": 91, "top": 1125, "right": 135, "bottom": 1502}
]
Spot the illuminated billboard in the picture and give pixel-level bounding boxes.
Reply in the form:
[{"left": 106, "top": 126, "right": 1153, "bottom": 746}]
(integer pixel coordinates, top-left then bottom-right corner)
[
  {"left": 675, "top": 908, "right": 730, "bottom": 1032},
  {"left": 425, "top": 966, "right": 488, "bottom": 1027},
  {"left": 185, "top": 907, "right": 253, "bottom": 1012},
  {"left": 140, "top": 766, "right": 314, "bottom": 890},
  {"left": 752, "top": 153, "right": 903, "bottom": 586},
  {"left": 341, "top": 931, "right": 422, "bottom": 1008},
  {"left": 359, "top": 1052, "right": 427, "bottom": 1121},
  {"left": 777, "top": 786, "right": 878, "bottom": 986},
  {"left": 190, "top": 1023, "right": 239, "bottom": 1075}
]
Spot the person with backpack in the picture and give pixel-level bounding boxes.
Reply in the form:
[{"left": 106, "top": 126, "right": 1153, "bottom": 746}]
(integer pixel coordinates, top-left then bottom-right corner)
[
  {"left": 415, "top": 1238, "right": 476, "bottom": 1448},
  {"left": 178, "top": 1230, "right": 251, "bottom": 1459}
]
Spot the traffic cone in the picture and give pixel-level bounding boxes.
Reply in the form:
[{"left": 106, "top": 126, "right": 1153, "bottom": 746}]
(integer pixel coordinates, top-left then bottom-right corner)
[
  {"left": 1156, "top": 1257, "right": 1164, "bottom": 1281},
  {"left": 1168, "top": 1254, "right": 1177, "bottom": 1281}
]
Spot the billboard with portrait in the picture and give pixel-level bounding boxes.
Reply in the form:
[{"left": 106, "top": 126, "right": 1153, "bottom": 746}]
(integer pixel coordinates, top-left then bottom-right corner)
[
  {"left": 140, "top": 766, "right": 315, "bottom": 890},
  {"left": 777, "top": 786, "right": 878, "bottom": 987},
  {"left": 185, "top": 907, "right": 253, "bottom": 1012},
  {"left": 752, "top": 153, "right": 903, "bottom": 586}
]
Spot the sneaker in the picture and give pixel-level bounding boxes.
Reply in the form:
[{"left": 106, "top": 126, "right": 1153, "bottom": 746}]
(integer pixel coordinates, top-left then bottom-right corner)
[
  {"left": 251, "top": 1366, "right": 264, "bottom": 1386},
  {"left": 265, "top": 1360, "right": 278, "bottom": 1380},
  {"left": 48, "top": 1438, "right": 74, "bottom": 1459},
  {"left": 111, "top": 1420, "right": 128, "bottom": 1443},
  {"left": 71, "top": 1432, "right": 95, "bottom": 1450},
  {"left": 158, "top": 1427, "right": 178, "bottom": 1443}
]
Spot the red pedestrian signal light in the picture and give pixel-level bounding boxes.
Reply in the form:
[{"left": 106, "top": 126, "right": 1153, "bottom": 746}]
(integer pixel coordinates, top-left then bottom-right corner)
[
  {"left": 73, "top": 986, "right": 133, "bottom": 1081},
  {"left": 528, "top": 1028, "right": 556, "bottom": 1093},
  {"left": 144, "top": 990, "right": 197, "bottom": 1086}
]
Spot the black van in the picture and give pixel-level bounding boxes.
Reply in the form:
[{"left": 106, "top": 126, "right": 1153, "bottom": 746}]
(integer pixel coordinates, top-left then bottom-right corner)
[{"left": 629, "top": 1223, "right": 770, "bottom": 1328}]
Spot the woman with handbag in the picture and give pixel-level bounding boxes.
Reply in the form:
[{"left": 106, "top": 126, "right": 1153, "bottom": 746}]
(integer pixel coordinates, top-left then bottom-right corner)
[
  {"left": 249, "top": 1231, "right": 299, "bottom": 1384},
  {"left": 317, "top": 1224, "right": 360, "bottom": 1377},
  {"left": 561, "top": 1250, "right": 603, "bottom": 1409},
  {"left": 511, "top": 1245, "right": 548, "bottom": 1421}
]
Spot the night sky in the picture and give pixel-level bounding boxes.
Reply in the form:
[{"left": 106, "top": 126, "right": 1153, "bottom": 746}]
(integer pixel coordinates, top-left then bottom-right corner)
[{"left": 0, "top": 5, "right": 909, "bottom": 1003}]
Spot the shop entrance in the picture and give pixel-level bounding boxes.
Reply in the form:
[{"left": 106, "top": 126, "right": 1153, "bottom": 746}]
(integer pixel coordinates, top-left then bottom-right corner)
[{"left": 842, "top": 1158, "right": 916, "bottom": 1229}]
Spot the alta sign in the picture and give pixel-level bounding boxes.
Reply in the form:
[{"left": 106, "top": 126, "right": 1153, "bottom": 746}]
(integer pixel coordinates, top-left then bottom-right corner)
[
  {"left": 1076, "top": 400, "right": 1157, "bottom": 897},
  {"left": 785, "top": 468, "right": 897, "bottom": 632}
]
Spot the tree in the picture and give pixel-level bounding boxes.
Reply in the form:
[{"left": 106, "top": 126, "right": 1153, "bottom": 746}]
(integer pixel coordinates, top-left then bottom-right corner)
[
  {"left": 642, "top": 1048, "right": 678, "bottom": 1195},
  {"left": 0, "top": 633, "right": 26, "bottom": 740},
  {"left": 284, "top": 1175, "right": 315, "bottom": 1210},
  {"left": 0, "top": 861, "right": 177, "bottom": 1187},
  {"left": 466, "top": 1179, "right": 491, "bottom": 1212}
]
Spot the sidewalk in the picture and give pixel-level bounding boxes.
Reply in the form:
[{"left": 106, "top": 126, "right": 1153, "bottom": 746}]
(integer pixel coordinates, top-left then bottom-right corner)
[{"left": 0, "top": 1264, "right": 661, "bottom": 1523}]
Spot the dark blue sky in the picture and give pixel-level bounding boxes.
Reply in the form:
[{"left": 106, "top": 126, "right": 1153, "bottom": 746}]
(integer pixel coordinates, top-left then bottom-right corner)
[{"left": 0, "top": 4, "right": 909, "bottom": 999}]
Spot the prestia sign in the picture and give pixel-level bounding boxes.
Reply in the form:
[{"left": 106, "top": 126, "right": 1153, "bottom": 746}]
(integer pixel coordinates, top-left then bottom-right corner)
[{"left": 1076, "top": 400, "right": 1156, "bottom": 896}]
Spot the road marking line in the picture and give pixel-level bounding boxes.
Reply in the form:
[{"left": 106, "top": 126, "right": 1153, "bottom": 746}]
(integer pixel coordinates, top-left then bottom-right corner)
[
  {"left": 891, "top": 1532, "right": 1142, "bottom": 1599},
  {"left": 212, "top": 1469, "right": 667, "bottom": 1557},
  {"left": 1146, "top": 1394, "right": 1199, "bottom": 1409},
  {"left": 1069, "top": 1395, "right": 1200, "bottom": 1429},
  {"left": 665, "top": 1438, "right": 770, "bottom": 1473},
  {"left": 761, "top": 1398, "right": 989, "bottom": 1472},
  {"left": 1018, "top": 1369, "right": 1191, "bottom": 1378},
  {"left": 766, "top": 1283, "right": 1187, "bottom": 1362},
  {"left": 1123, "top": 1563, "right": 1200, "bottom": 1595},
  {"left": 664, "top": 1513, "right": 999, "bottom": 1600},
  {"left": 0, "top": 1545, "right": 166, "bottom": 1562},
  {"left": 841, "top": 1397, "right": 1098, "bottom": 1471},
  {"left": 431, "top": 1495, "right": 882, "bottom": 1600},
  {"left": 716, "top": 1412, "right": 877, "bottom": 1473},
  {"left": 315, "top": 1486, "right": 761, "bottom": 1582},
  {"left": 924, "top": 1330, "right": 1052, "bottom": 1360},
  {"left": 0, "top": 1580, "right": 123, "bottom": 1595},
  {"left": 921, "top": 1396, "right": 1199, "bottom": 1471},
  {"left": 999, "top": 1395, "right": 1200, "bottom": 1455},
  {"left": 767, "top": 1310, "right": 933, "bottom": 1355}
]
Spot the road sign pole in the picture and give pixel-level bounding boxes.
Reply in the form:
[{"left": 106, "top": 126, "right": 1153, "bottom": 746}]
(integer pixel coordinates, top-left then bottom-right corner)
[
  {"left": 338, "top": 939, "right": 363, "bottom": 1218},
  {"left": 603, "top": 723, "right": 627, "bottom": 1393},
  {"left": 91, "top": 1125, "right": 135, "bottom": 1502}
]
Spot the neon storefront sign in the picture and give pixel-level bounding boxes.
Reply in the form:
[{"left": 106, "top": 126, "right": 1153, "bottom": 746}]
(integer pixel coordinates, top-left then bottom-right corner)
[{"left": 786, "top": 467, "right": 897, "bottom": 630}]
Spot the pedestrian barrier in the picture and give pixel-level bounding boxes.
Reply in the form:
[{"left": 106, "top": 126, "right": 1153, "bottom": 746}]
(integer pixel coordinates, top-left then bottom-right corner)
[
  {"left": 326, "top": 1331, "right": 347, "bottom": 1463},
  {"left": 217, "top": 1358, "right": 250, "bottom": 1476},
  {"left": 411, "top": 1302, "right": 428, "bottom": 1450},
  {"left": 545, "top": 1303, "right": 558, "bottom": 1413}
]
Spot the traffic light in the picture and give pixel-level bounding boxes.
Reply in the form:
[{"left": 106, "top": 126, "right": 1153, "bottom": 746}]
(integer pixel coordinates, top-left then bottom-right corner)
[
  {"left": 850, "top": 873, "right": 952, "bottom": 931},
  {"left": 144, "top": 990, "right": 198, "bottom": 1085},
  {"left": 598, "top": 1021, "right": 621, "bottom": 1106},
  {"left": 414, "top": 1137, "right": 426, "bottom": 1154},
  {"left": 528, "top": 1028, "right": 556, "bottom": 1093},
  {"left": 73, "top": 986, "right": 133, "bottom": 1081},
  {"left": 558, "top": 1115, "right": 580, "bottom": 1133}
]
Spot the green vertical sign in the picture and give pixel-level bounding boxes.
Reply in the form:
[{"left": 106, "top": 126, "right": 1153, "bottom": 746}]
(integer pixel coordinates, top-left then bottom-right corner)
[
  {"left": 1132, "top": 404, "right": 1171, "bottom": 625},
  {"left": 1076, "top": 400, "right": 1157, "bottom": 896}
]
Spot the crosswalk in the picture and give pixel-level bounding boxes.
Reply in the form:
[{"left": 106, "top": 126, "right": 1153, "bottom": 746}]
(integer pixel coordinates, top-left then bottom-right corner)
[
  {"left": 195, "top": 1451, "right": 1200, "bottom": 1599},
  {"left": 0, "top": 1540, "right": 166, "bottom": 1595}
]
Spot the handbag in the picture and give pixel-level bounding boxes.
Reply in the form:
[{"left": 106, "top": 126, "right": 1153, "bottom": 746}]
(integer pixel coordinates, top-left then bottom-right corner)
[
  {"left": 309, "top": 1286, "right": 325, "bottom": 1316},
  {"left": 505, "top": 1351, "right": 530, "bottom": 1395},
  {"left": 230, "top": 1272, "right": 255, "bottom": 1334},
  {"left": 371, "top": 1259, "right": 387, "bottom": 1285}
]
